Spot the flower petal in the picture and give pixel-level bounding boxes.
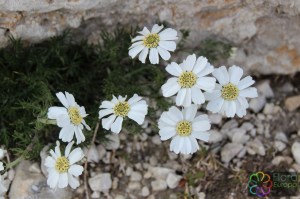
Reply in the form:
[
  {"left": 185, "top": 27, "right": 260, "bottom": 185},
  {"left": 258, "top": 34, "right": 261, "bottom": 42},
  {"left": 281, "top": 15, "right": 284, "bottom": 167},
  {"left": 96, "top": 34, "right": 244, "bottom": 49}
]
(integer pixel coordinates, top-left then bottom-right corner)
[
  {"left": 99, "top": 108, "right": 114, "bottom": 119},
  {"left": 68, "top": 148, "right": 84, "bottom": 165},
  {"left": 196, "top": 63, "right": 214, "bottom": 77},
  {"left": 47, "top": 169, "right": 59, "bottom": 189},
  {"left": 183, "top": 54, "right": 196, "bottom": 72},
  {"left": 129, "top": 45, "right": 144, "bottom": 59},
  {"left": 166, "top": 62, "right": 182, "bottom": 77},
  {"left": 197, "top": 77, "right": 216, "bottom": 92},
  {"left": 158, "top": 41, "right": 176, "bottom": 51},
  {"left": 59, "top": 125, "right": 74, "bottom": 143},
  {"left": 191, "top": 86, "right": 205, "bottom": 105},
  {"left": 204, "top": 90, "right": 221, "bottom": 101},
  {"left": 192, "top": 119, "right": 211, "bottom": 132},
  {"left": 138, "top": 47, "right": 149, "bottom": 63},
  {"left": 226, "top": 101, "right": 236, "bottom": 118},
  {"left": 239, "top": 87, "right": 258, "bottom": 98},
  {"left": 149, "top": 48, "right": 159, "bottom": 64},
  {"left": 102, "top": 114, "right": 116, "bottom": 130},
  {"left": 167, "top": 106, "right": 183, "bottom": 122},
  {"left": 99, "top": 101, "right": 115, "bottom": 109},
  {"left": 56, "top": 92, "right": 69, "bottom": 108},
  {"left": 58, "top": 173, "right": 68, "bottom": 188},
  {"left": 159, "top": 127, "right": 176, "bottom": 141},
  {"left": 65, "top": 141, "right": 75, "bottom": 157},
  {"left": 128, "top": 111, "right": 146, "bottom": 125},
  {"left": 193, "top": 56, "right": 208, "bottom": 74},
  {"left": 212, "top": 66, "right": 229, "bottom": 85},
  {"left": 129, "top": 41, "right": 143, "bottom": 49},
  {"left": 191, "top": 131, "right": 210, "bottom": 142},
  {"left": 176, "top": 88, "right": 186, "bottom": 106},
  {"left": 159, "top": 28, "right": 178, "bottom": 40},
  {"left": 182, "top": 104, "right": 198, "bottom": 121},
  {"left": 131, "top": 35, "right": 144, "bottom": 42},
  {"left": 45, "top": 156, "right": 56, "bottom": 168},
  {"left": 138, "top": 27, "right": 150, "bottom": 36},
  {"left": 183, "top": 88, "right": 192, "bottom": 107},
  {"left": 161, "top": 77, "right": 181, "bottom": 97},
  {"left": 65, "top": 92, "right": 76, "bottom": 107},
  {"left": 151, "top": 24, "right": 164, "bottom": 33},
  {"left": 74, "top": 126, "right": 85, "bottom": 144},
  {"left": 206, "top": 98, "right": 224, "bottom": 113},
  {"left": 157, "top": 46, "right": 171, "bottom": 61},
  {"left": 229, "top": 65, "right": 243, "bottom": 85},
  {"left": 110, "top": 116, "right": 123, "bottom": 133},
  {"left": 47, "top": 107, "right": 67, "bottom": 119},
  {"left": 68, "top": 174, "right": 80, "bottom": 189},
  {"left": 68, "top": 164, "right": 84, "bottom": 177},
  {"left": 238, "top": 76, "right": 255, "bottom": 90},
  {"left": 128, "top": 94, "right": 142, "bottom": 105}
]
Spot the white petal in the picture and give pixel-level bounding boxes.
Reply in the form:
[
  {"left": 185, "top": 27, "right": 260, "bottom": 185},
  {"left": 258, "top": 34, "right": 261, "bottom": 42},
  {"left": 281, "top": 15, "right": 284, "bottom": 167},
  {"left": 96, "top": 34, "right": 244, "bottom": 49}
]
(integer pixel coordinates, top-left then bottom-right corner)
[
  {"left": 129, "top": 41, "right": 143, "bottom": 49},
  {"left": 49, "top": 150, "right": 58, "bottom": 160},
  {"left": 128, "top": 94, "right": 142, "bottom": 105},
  {"left": 65, "top": 92, "right": 76, "bottom": 107},
  {"left": 102, "top": 114, "right": 116, "bottom": 130},
  {"left": 170, "top": 136, "right": 180, "bottom": 154},
  {"left": 45, "top": 156, "right": 56, "bottom": 168},
  {"left": 161, "top": 77, "right": 181, "bottom": 97},
  {"left": 197, "top": 77, "right": 216, "bottom": 92},
  {"left": 138, "top": 27, "right": 150, "bottom": 36},
  {"left": 159, "top": 127, "right": 176, "bottom": 140},
  {"left": 68, "top": 165, "right": 84, "bottom": 177},
  {"left": 59, "top": 125, "right": 74, "bottom": 143},
  {"left": 175, "top": 88, "right": 186, "bottom": 106},
  {"left": 172, "top": 136, "right": 183, "bottom": 154},
  {"left": 131, "top": 35, "right": 144, "bottom": 42},
  {"left": 212, "top": 66, "right": 229, "bottom": 85},
  {"left": 138, "top": 47, "right": 149, "bottom": 63},
  {"left": 58, "top": 173, "right": 68, "bottom": 188},
  {"left": 192, "top": 120, "right": 211, "bottom": 132},
  {"left": 183, "top": 88, "right": 192, "bottom": 107},
  {"left": 68, "top": 148, "right": 84, "bottom": 165},
  {"left": 74, "top": 126, "right": 85, "bottom": 144},
  {"left": 159, "top": 28, "right": 178, "bottom": 40},
  {"left": 204, "top": 90, "right": 221, "bottom": 101},
  {"left": 226, "top": 101, "right": 236, "bottom": 118},
  {"left": 65, "top": 141, "right": 74, "bottom": 157},
  {"left": 99, "top": 101, "right": 115, "bottom": 109},
  {"left": 56, "top": 114, "right": 71, "bottom": 127},
  {"left": 166, "top": 62, "right": 182, "bottom": 76},
  {"left": 158, "top": 41, "right": 176, "bottom": 51},
  {"left": 183, "top": 137, "right": 192, "bottom": 154},
  {"left": 191, "top": 87, "right": 205, "bottom": 105},
  {"left": 189, "top": 137, "right": 199, "bottom": 154},
  {"left": 238, "top": 76, "right": 255, "bottom": 90},
  {"left": 157, "top": 46, "right": 171, "bottom": 61},
  {"left": 130, "top": 102, "right": 148, "bottom": 114},
  {"left": 191, "top": 131, "right": 210, "bottom": 142},
  {"left": 68, "top": 174, "right": 80, "bottom": 189},
  {"left": 183, "top": 54, "right": 196, "bottom": 72},
  {"left": 128, "top": 111, "right": 146, "bottom": 125},
  {"left": 54, "top": 142, "right": 61, "bottom": 157},
  {"left": 167, "top": 106, "right": 183, "bottom": 122},
  {"left": 182, "top": 104, "right": 197, "bottom": 121},
  {"left": 79, "top": 106, "right": 87, "bottom": 117},
  {"left": 47, "top": 169, "right": 59, "bottom": 189},
  {"left": 99, "top": 108, "right": 114, "bottom": 119},
  {"left": 56, "top": 92, "right": 69, "bottom": 108},
  {"left": 149, "top": 48, "right": 159, "bottom": 64},
  {"left": 129, "top": 45, "right": 144, "bottom": 58},
  {"left": 158, "top": 112, "right": 177, "bottom": 127},
  {"left": 206, "top": 98, "right": 224, "bottom": 113},
  {"left": 229, "top": 65, "right": 243, "bottom": 85},
  {"left": 47, "top": 107, "right": 67, "bottom": 119},
  {"left": 151, "top": 24, "right": 164, "bottom": 33},
  {"left": 81, "top": 119, "right": 91, "bottom": 131},
  {"left": 110, "top": 116, "right": 123, "bottom": 133},
  {"left": 192, "top": 56, "right": 208, "bottom": 74},
  {"left": 196, "top": 63, "right": 214, "bottom": 77},
  {"left": 237, "top": 96, "right": 249, "bottom": 109},
  {"left": 239, "top": 87, "right": 258, "bottom": 98}
]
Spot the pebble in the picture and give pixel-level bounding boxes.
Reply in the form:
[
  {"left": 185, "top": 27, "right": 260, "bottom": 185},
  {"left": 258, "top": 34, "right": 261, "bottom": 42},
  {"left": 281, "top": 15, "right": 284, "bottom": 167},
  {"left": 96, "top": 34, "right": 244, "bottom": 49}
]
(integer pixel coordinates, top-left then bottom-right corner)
[
  {"left": 115, "top": 195, "right": 125, "bottom": 199},
  {"left": 231, "top": 129, "right": 250, "bottom": 144},
  {"left": 237, "top": 147, "right": 247, "bottom": 158},
  {"left": 263, "top": 103, "right": 280, "bottom": 114},
  {"left": 208, "top": 130, "right": 223, "bottom": 143},
  {"left": 126, "top": 167, "right": 133, "bottom": 176},
  {"left": 149, "top": 167, "right": 174, "bottom": 180},
  {"left": 88, "top": 173, "right": 112, "bottom": 192},
  {"left": 280, "top": 82, "right": 294, "bottom": 93},
  {"left": 275, "top": 132, "right": 288, "bottom": 143},
  {"left": 105, "top": 134, "right": 120, "bottom": 150},
  {"left": 292, "top": 164, "right": 300, "bottom": 172},
  {"left": 29, "top": 163, "right": 41, "bottom": 174},
  {"left": 149, "top": 156, "right": 158, "bottom": 166},
  {"left": 227, "top": 128, "right": 246, "bottom": 140},
  {"left": 246, "top": 138, "right": 265, "bottom": 156},
  {"left": 249, "top": 96, "right": 266, "bottom": 113},
  {"left": 91, "top": 191, "right": 100, "bottom": 199},
  {"left": 151, "top": 135, "right": 162, "bottom": 145},
  {"left": 285, "top": 95, "right": 300, "bottom": 111},
  {"left": 221, "top": 119, "right": 238, "bottom": 131},
  {"left": 292, "top": 142, "right": 300, "bottom": 164},
  {"left": 166, "top": 173, "right": 182, "bottom": 189},
  {"left": 96, "top": 145, "right": 106, "bottom": 160},
  {"left": 85, "top": 144, "right": 100, "bottom": 163},
  {"left": 112, "top": 177, "right": 118, "bottom": 189},
  {"left": 168, "top": 151, "right": 178, "bottom": 160},
  {"left": 208, "top": 114, "right": 222, "bottom": 124},
  {"left": 257, "top": 80, "right": 274, "bottom": 98},
  {"left": 151, "top": 179, "right": 167, "bottom": 191},
  {"left": 221, "top": 143, "right": 244, "bottom": 163},
  {"left": 272, "top": 156, "right": 293, "bottom": 166},
  {"left": 240, "top": 122, "right": 254, "bottom": 132},
  {"left": 127, "top": 182, "right": 141, "bottom": 190},
  {"left": 198, "top": 192, "right": 206, "bottom": 199},
  {"left": 274, "top": 141, "right": 286, "bottom": 152},
  {"left": 141, "top": 186, "right": 150, "bottom": 197},
  {"left": 249, "top": 129, "right": 256, "bottom": 137},
  {"left": 130, "top": 171, "right": 142, "bottom": 182}
]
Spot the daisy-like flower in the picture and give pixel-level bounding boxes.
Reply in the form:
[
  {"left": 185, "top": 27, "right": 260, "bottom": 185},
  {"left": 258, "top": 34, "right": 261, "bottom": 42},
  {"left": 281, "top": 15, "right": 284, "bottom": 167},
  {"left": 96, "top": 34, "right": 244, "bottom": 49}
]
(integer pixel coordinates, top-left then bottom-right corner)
[
  {"left": 204, "top": 65, "right": 258, "bottom": 117},
  {"left": 48, "top": 91, "right": 91, "bottom": 144},
  {"left": 129, "top": 24, "right": 178, "bottom": 64},
  {"left": 161, "top": 54, "right": 216, "bottom": 107},
  {"left": 45, "top": 141, "right": 84, "bottom": 189},
  {"left": 99, "top": 94, "right": 148, "bottom": 134},
  {"left": 158, "top": 105, "right": 211, "bottom": 154}
]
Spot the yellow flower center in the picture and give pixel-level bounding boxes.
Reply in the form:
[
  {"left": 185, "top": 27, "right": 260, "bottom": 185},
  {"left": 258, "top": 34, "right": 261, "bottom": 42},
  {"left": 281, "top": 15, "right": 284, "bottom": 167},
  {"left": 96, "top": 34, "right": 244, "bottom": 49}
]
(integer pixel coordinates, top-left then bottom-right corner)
[
  {"left": 114, "top": 102, "right": 130, "bottom": 117},
  {"left": 221, "top": 83, "right": 239, "bottom": 101},
  {"left": 68, "top": 107, "right": 83, "bottom": 125},
  {"left": 176, "top": 120, "right": 192, "bottom": 136},
  {"left": 143, "top": 33, "right": 160, "bottom": 48},
  {"left": 55, "top": 157, "right": 70, "bottom": 173},
  {"left": 178, "top": 72, "right": 197, "bottom": 88}
]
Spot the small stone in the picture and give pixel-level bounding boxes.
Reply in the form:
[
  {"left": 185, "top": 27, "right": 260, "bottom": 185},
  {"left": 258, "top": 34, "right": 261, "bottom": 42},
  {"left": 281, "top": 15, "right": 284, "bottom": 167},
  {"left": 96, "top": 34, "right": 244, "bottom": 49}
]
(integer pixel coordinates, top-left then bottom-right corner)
[
  {"left": 221, "top": 143, "right": 244, "bottom": 163},
  {"left": 240, "top": 122, "right": 254, "bottom": 132},
  {"left": 149, "top": 156, "right": 158, "bottom": 166},
  {"left": 292, "top": 142, "right": 300, "bottom": 164},
  {"left": 91, "top": 191, "right": 100, "bottom": 198},
  {"left": 151, "top": 135, "right": 162, "bottom": 145},
  {"left": 139, "top": 133, "right": 148, "bottom": 141},
  {"left": 115, "top": 195, "right": 125, "bottom": 199},
  {"left": 274, "top": 141, "right": 286, "bottom": 152},
  {"left": 144, "top": 171, "right": 152, "bottom": 179},
  {"left": 249, "top": 129, "right": 256, "bottom": 137},
  {"left": 237, "top": 147, "right": 247, "bottom": 158},
  {"left": 166, "top": 173, "right": 182, "bottom": 189},
  {"left": 208, "top": 130, "right": 223, "bottom": 143},
  {"left": 105, "top": 134, "right": 120, "bottom": 150},
  {"left": 141, "top": 186, "right": 150, "bottom": 197},
  {"left": 127, "top": 182, "right": 141, "bottom": 190},
  {"left": 130, "top": 171, "right": 142, "bottom": 182},
  {"left": 280, "top": 82, "right": 294, "bottom": 93},
  {"left": 246, "top": 138, "right": 265, "bottom": 156},
  {"left": 151, "top": 180, "right": 167, "bottom": 191},
  {"left": 88, "top": 173, "right": 112, "bottom": 192},
  {"left": 208, "top": 114, "right": 222, "bottom": 124},
  {"left": 125, "top": 167, "right": 133, "bottom": 176},
  {"left": 272, "top": 156, "right": 293, "bottom": 166},
  {"left": 263, "top": 103, "right": 280, "bottom": 114},
  {"left": 275, "top": 132, "right": 288, "bottom": 143},
  {"left": 149, "top": 167, "right": 174, "bottom": 180},
  {"left": 168, "top": 151, "right": 178, "bottom": 160},
  {"left": 85, "top": 144, "right": 100, "bottom": 163},
  {"left": 227, "top": 128, "right": 246, "bottom": 140},
  {"left": 112, "top": 177, "right": 118, "bottom": 189},
  {"left": 97, "top": 145, "right": 106, "bottom": 160},
  {"left": 292, "top": 164, "right": 300, "bottom": 172},
  {"left": 198, "top": 192, "right": 206, "bottom": 199},
  {"left": 231, "top": 130, "right": 250, "bottom": 144},
  {"left": 29, "top": 163, "right": 41, "bottom": 174},
  {"left": 257, "top": 80, "right": 274, "bottom": 98},
  {"left": 221, "top": 119, "right": 238, "bottom": 131},
  {"left": 285, "top": 95, "right": 300, "bottom": 111},
  {"left": 249, "top": 96, "right": 266, "bottom": 113}
]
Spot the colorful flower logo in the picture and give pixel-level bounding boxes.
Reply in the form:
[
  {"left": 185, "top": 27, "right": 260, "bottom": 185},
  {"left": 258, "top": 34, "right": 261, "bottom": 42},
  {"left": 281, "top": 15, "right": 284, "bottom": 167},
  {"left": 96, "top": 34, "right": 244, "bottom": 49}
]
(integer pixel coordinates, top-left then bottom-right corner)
[{"left": 248, "top": 171, "right": 273, "bottom": 197}]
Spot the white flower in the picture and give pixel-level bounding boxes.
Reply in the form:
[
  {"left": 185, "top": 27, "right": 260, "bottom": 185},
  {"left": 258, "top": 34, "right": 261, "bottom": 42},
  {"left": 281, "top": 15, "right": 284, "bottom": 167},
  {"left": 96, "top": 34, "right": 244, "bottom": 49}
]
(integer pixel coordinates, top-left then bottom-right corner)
[
  {"left": 0, "top": 162, "right": 3, "bottom": 172},
  {"left": 158, "top": 105, "right": 211, "bottom": 154},
  {"left": 161, "top": 54, "right": 216, "bottom": 107},
  {"left": 45, "top": 141, "right": 84, "bottom": 189},
  {"left": 129, "top": 24, "right": 178, "bottom": 64},
  {"left": 204, "top": 65, "right": 258, "bottom": 118},
  {"left": 48, "top": 91, "right": 91, "bottom": 144},
  {"left": 99, "top": 94, "right": 148, "bottom": 134}
]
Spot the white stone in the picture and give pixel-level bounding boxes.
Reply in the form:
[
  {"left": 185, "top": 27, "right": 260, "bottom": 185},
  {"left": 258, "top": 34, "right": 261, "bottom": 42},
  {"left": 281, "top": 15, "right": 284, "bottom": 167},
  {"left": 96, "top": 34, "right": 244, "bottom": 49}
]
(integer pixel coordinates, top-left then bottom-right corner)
[
  {"left": 125, "top": 167, "right": 133, "bottom": 176},
  {"left": 221, "top": 119, "right": 238, "bottom": 131},
  {"left": 151, "top": 135, "right": 162, "bottom": 145},
  {"left": 141, "top": 186, "right": 150, "bottom": 197},
  {"left": 29, "top": 163, "right": 41, "bottom": 174},
  {"left": 115, "top": 195, "right": 125, "bottom": 199},
  {"left": 91, "top": 191, "right": 100, "bottom": 198},
  {"left": 127, "top": 182, "right": 141, "bottom": 190},
  {"left": 275, "top": 132, "right": 288, "bottom": 143},
  {"left": 130, "top": 171, "right": 142, "bottom": 182},
  {"left": 166, "top": 173, "right": 182, "bottom": 189},
  {"left": 274, "top": 141, "right": 286, "bottom": 152},
  {"left": 149, "top": 167, "right": 174, "bottom": 180},
  {"left": 208, "top": 114, "right": 222, "bottom": 124},
  {"left": 221, "top": 143, "right": 244, "bottom": 163},
  {"left": 105, "top": 134, "right": 120, "bottom": 150},
  {"left": 240, "top": 122, "right": 254, "bottom": 132},
  {"left": 85, "top": 144, "right": 100, "bottom": 163},
  {"left": 208, "top": 130, "right": 223, "bottom": 143},
  {"left": 257, "top": 80, "right": 274, "bottom": 98},
  {"left": 198, "top": 192, "right": 206, "bottom": 199},
  {"left": 272, "top": 156, "right": 293, "bottom": 166},
  {"left": 227, "top": 128, "right": 246, "bottom": 140},
  {"left": 249, "top": 96, "right": 266, "bottom": 113},
  {"left": 97, "top": 145, "right": 106, "bottom": 160},
  {"left": 112, "top": 177, "right": 118, "bottom": 189},
  {"left": 246, "top": 138, "right": 265, "bottom": 156},
  {"left": 292, "top": 142, "right": 300, "bottom": 164},
  {"left": 88, "top": 173, "right": 112, "bottom": 192},
  {"left": 231, "top": 130, "right": 250, "bottom": 144},
  {"left": 151, "top": 180, "right": 167, "bottom": 191}
]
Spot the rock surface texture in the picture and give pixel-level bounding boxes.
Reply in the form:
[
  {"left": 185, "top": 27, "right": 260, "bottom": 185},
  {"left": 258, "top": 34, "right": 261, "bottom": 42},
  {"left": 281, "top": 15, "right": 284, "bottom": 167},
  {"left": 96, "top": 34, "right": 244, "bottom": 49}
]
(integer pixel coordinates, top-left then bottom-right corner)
[{"left": 1, "top": 0, "right": 300, "bottom": 74}]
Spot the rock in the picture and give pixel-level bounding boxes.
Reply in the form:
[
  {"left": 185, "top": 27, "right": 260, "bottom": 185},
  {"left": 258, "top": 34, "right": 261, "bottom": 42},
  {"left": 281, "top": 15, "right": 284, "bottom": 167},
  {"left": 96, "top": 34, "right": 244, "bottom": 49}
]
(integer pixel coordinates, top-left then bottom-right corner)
[
  {"left": 221, "top": 119, "right": 238, "bottom": 131},
  {"left": 292, "top": 163, "right": 300, "bottom": 172},
  {"left": 257, "top": 81, "right": 274, "bottom": 98},
  {"left": 125, "top": 167, "right": 133, "bottom": 176},
  {"left": 246, "top": 138, "right": 265, "bottom": 156},
  {"left": 285, "top": 95, "right": 300, "bottom": 111},
  {"left": 9, "top": 160, "right": 72, "bottom": 199},
  {"left": 127, "top": 182, "right": 141, "bottom": 190},
  {"left": 208, "top": 114, "right": 222, "bottom": 124},
  {"left": 166, "top": 173, "right": 182, "bottom": 189},
  {"left": 263, "top": 103, "right": 280, "bottom": 114},
  {"left": 151, "top": 180, "right": 167, "bottom": 191},
  {"left": 112, "top": 177, "right": 118, "bottom": 189},
  {"left": 149, "top": 167, "right": 174, "bottom": 180},
  {"left": 84, "top": 144, "right": 99, "bottom": 163},
  {"left": 151, "top": 135, "right": 162, "bottom": 145},
  {"left": 272, "top": 156, "right": 293, "bottom": 166},
  {"left": 275, "top": 132, "right": 288, "bottom": 143},
  {"left": 231, "top": 129, "right": 250, "bottom": 144},
  {"left": 249, "top": 96, "right": 266, "bottom": 113},
  {"left": 274, "top": 141, "right": 286, "bottom": 152},
  {"left": 97, "top": 145, "right": 106, "bottom": 160},
  {"left": 130, "top": 171, "right": 142, "bottom": 182},
  {"left": 279, "top": 82, "right": 294, "bottom": 93},
  {"left": 198, "top": 192, "right": 206, "bottom": 199},
  {"left": 208, "top": 130, "right": 223, "bottom": 143},
  {"left": 149, "top": 156, "right": 158, "bottom": 166},
  {"left": 292, "top": 142, "right": 300, "bottom": 164},
  {"left": 115, "top": 195, "right": 125, "bottom": 199},
  {"left": 88, "top": 173, "right": 112, "bottom": 192},
  {"left": 91, "top": 191, "right": 100, "bottom": 198},
  {"left": 141, "top": 186, "right": 150, "bottom": 197},
  {"left": 105, "top": 134, "right": 120, "bottom": 150},
  {"left": 221, "top": 143, "right": 244, "bottom": 163},
  {"left": 240, "top": 122, "right": 254, "bottom": 132},
  {"left": 226, "top": 128, "right": 246, "bottom": 140},
  {"left": 40, "top": 145, "right": 50, "bottom": 176},
  {"left": 237, "top": 147, "right": 247, "bottom": 158},
  {"left": 29, "top": 163, "right": 41, "bottom": 174}
]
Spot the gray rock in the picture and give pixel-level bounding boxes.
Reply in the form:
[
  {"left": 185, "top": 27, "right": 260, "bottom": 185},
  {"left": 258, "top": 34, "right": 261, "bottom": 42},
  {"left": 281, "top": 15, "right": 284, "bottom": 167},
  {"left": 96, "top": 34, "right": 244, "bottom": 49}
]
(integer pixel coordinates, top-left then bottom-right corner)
[
  {"left": 151, "top": 180, "right": 167, "bottom": 191},
  {"left": 96, "top": 145, "right": 106, "bottom": 160},
  {"left": 249, "top": 96, "right": 266, "bottom": 113},
  {"left": 208, "top": 130, "right": 223, "bottom": 143},
  {"left": 221, "top": 119, "right": 238, "bottom": 131},
  {"left": 127, "top": 182, "right": 141, "bottom": 190},
  {"left": 166, "top": 173, "right": 182, "bottom": 189},
  {"left": 88, "top": 173, "right": 112, "bottom": 192},
  {"left": 240, "top": 122, "right": 254, "bottom": 132},
  {"left": 257, "top": 81, "right": 274, "bottom": 98},
  {"left": 292, "top": 142, "right": 300, "bottom": 164},
  {"left": 227, "top": 128, "right": 246, "bottom": 140},
  {"left": 246, "top": 138, "right": 266, "bottom": 156},
  {"left": 84, "top": 144, "right": 100, "bottom": 163},
  {"left": 149, "top": 167, "right": 174, "bottom": 180},
  {"left": 274, "top": 141, "right": 286, "bottom": 152},
  {"left": 151, "top": 135, "right": 162, "bottom": 145},
  {"left": 91, "top": 191, "right": 100, "bottom": 198},
  {"left": 40, "top": 145, "right": 50, "bottom": 176},
  {"left": 272, "top": 156, "right": 293, "bottom": 166},
  {"left": 208, "top": 114, "right": 222, "bottom": 124},
  {"left": 285, "top": 95, "right": 300, "bottom": 112},
  {"left": 231, "top": 129, "right": 250, "bottom": 144},
  {"left": 141, "top": 186, "right": 150, "bottom": 197},
  {"left": 221, "top": 143, "right": 244, "bottom": 163},
  {"left": 105, "top": 134, "right": 120, "bottom": 150},
  {"left": 263, "top": 103, "right": 280, "bottom": 114},
  {"left": 275, "top": 132, "right": 288, "bottom": 143},
  {"left": 29, "top": 163, "right": 41, "bottom": 174},
  {"left": 130, "top": 171, "right": 142, "bottom": 182}
]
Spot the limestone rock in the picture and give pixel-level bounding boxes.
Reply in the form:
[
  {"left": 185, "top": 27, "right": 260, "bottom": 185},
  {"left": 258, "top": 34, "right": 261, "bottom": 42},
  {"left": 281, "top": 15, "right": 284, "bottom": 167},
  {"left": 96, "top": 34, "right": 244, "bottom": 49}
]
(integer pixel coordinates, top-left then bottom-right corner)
[
  {"left": 151, "top": 180, "right": 167, "bottom": 191},
  {"left": 221, "top": 143, "right": 244, "bottom": 163},
  {"left": 292, "top": 142, "right": 300, "bottom": 164},
  {"left": 285, "top": 95, "right": 300, "bottom": 112},
  {"left": 88, "top": 173, "right": 112, "bottom": 193},
  {"left": 166, "top": 173, "right": 182, "bottom": 189}
]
